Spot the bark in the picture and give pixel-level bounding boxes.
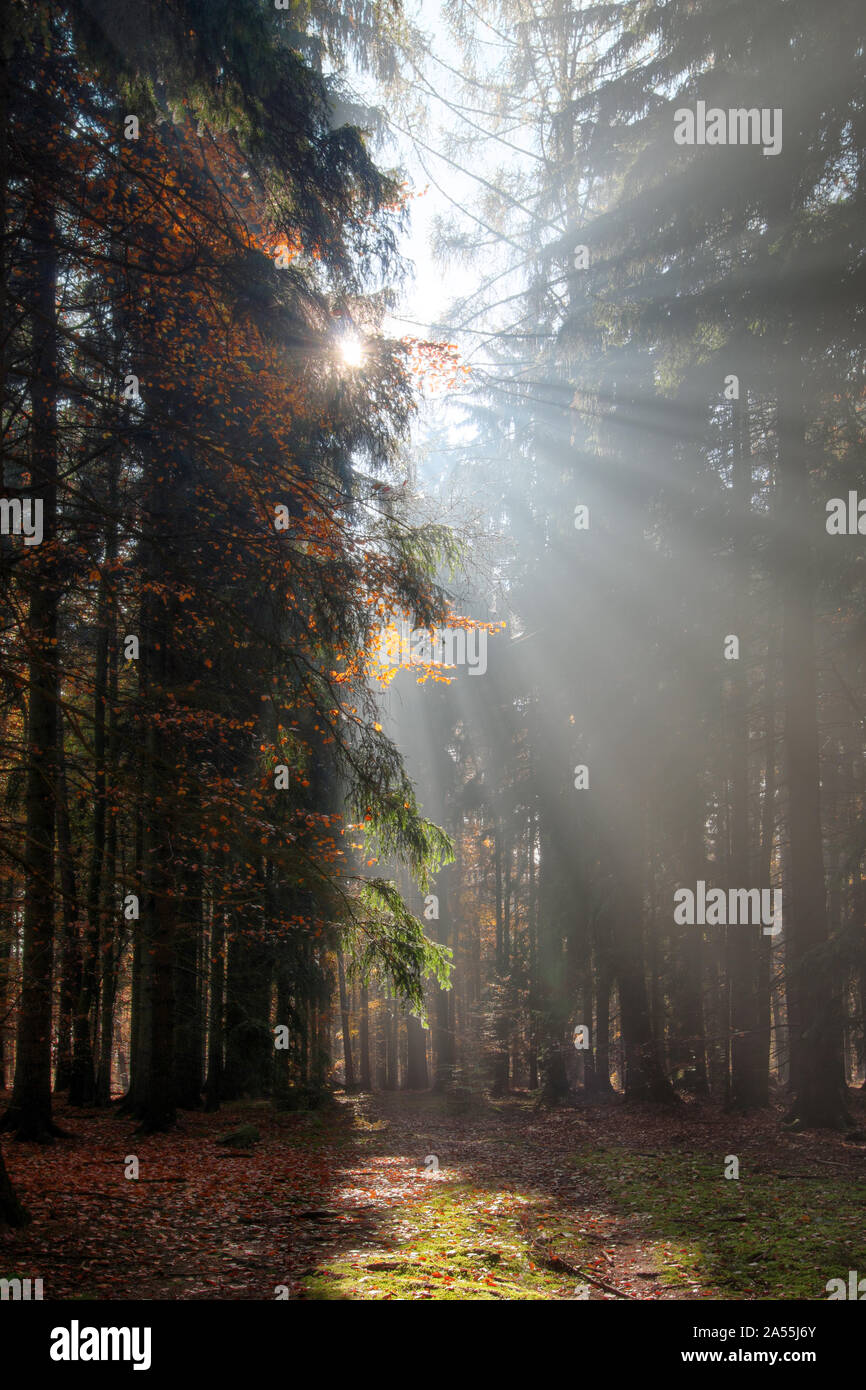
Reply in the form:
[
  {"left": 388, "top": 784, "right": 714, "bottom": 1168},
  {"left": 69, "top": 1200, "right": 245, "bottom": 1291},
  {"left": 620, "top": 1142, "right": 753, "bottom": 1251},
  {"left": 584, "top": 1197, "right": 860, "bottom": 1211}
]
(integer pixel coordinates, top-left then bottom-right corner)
[
  {"left": 673, "top": 794, "right": 709, "bottom": 1094},
  {"left": 313, "top": 994, "right": 331, "bottom": 1088},
  {"left": 0, "top": 899, "right": 11, "bottom": 1089},
  {"left": 359, "top": 984, "right": 371, "bottom": 1089},
  {"left": 96, "top": 947, "right": 118, "bottom": 1107},
  {"left": 594, "top": 963, "right": 614, "bottom": 1095},
  {"left": 727, "top": 390, "right": 766, "bottom": 1110},
  {"left": 203, "top": 904, "right": 225, "bottom": 1113},
  {"left": 616, "top": 873, "right": 678, "bottom": 1105},
  {"left": 384, "top": 988, "right": 398, "bottom": 1090},
  {"left": 133, "top": 580, "right": 176, "bottom": 1132},
  {"left": 94, "top": 653, "right": 120, "bottom": 1108},
  {"left": 135, "top": 839, "right": 176, "bottom": 1132},
  {"left": 375, "top": 991, "right": 386, "bottom": 1089},
  {"left": 0, "top": 1147, "right": 28, "bottom": 1228},
  {"left": 94, "top": 450, "right": 121, "bottom": 1107},
  {"left": 337, "top": 950, "right": 355, "bottom": 1090},
  {"left": 779, "top": 353, "right": 848, "bottom": 1129},
  {"left": 2, "top": 194, "right": 62, "bottom": 1142},
  {"left": 406, "top": 1011, "right": 429, "bottom": 1090},
  {"left": 69, "top": 541, "right": 113, "bottom": 1107},
  {"left": 172, "top": 861, "right": 203, "bottom": 1109},
  {"left": 53, "top": 704, "right": 79, "bottom": 1094},
  {"left": 431, "top": 869, "right": 455, "bottom": 1090},
  {"left": 491, "top": 816, "right": 510, "bottom": 1096},
  {"left": 538, "top": 811, "right": 570, "bottom": 1103},
  {"left": 223, "top": 932, "right": 272, "bottom": 1100},
  {"left": 527, "top": 808, "right": 539, "bottom": 1090},
  {"left": 755, "top": 635, "right": 778, "bottom": 1098},
  {"left": 274, "top": 960, "right": 291, "bottom": 1102}
]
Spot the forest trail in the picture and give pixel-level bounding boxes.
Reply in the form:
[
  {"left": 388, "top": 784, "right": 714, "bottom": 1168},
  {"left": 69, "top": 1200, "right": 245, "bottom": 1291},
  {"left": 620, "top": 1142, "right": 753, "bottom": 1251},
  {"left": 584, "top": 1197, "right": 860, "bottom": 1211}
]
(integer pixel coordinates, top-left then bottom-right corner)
[{"left": 2, "top": 1091, "right": 863, "bottom": 1300}]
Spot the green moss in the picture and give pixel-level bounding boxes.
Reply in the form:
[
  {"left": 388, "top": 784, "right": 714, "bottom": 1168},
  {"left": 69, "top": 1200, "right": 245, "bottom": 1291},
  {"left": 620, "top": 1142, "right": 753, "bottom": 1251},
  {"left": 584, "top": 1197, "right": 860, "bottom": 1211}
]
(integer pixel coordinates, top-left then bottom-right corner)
[
  {"left": 303, "top": 1183, "right": 583, "bottom": 1301},
  {"left": 577, "top": 1148, "right": 861, "bottom": 1300}
]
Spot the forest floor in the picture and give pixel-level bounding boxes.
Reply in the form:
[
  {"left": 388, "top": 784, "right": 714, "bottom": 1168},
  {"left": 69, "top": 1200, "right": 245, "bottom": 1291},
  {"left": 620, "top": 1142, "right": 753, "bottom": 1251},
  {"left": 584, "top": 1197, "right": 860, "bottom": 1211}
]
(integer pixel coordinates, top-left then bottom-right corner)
[{"left": 1, "top": 1088, "right": 864, "bottom": 1300}]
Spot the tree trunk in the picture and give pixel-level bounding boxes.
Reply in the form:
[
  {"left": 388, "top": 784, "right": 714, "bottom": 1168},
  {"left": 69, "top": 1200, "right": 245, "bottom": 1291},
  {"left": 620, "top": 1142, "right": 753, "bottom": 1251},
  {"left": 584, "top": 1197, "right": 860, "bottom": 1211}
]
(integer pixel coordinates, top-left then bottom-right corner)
[
  {"left": 173, "top": 860, "right": 203, "bottom": 1109},
  {"left": 779, "top": 354, "right": 848, "bottom": 1129},
  {"left": 94, "top": 699, "right": 120, "bottom": 1107},
  {"left": 359, "top": 984, "right": 371, "bottom": 1089},
  {"left": 431, "top": 869, "right": 455, "bottom": 1089},
  {"left": 223, "top": 931, "right": 272, "bottom": 1100},
  {"left": 70, "top": 543, "right": 114, "bottom": 1107},
  {"left": 274, "top": 958, "right": 291, "bottom": 1102},
  {"left": 0, "top": 1147, "right": 28, "bottom": 1228},
  {"left": 337, "top": 950, "right": 355, "bottom": 1090},
  {"left": 727, "top": 389, "right": 765, "bottom": 1110},
  {"left": 94, "top": 450, "right": 121, "bottom": 1108},
  {"left": 53, "top": 704, "right": 79, "bottom": 1094},
  {"left": 0, "top": 896, "right": 12, "bottom": 1089},
  {"left": 616, "top": 871, "right": 678, "bottom": 1105},
  {"left": 204, "top": 903, "right": 225, "bottom": 1113},
  {"left": 384, "top": 987, "right": 398, "bottom": 1090},
  {"left": 2, "top": 196, "right": 62, "bottom": 1142},
  {"left": 406, "top": 1011, "right": 428, "bottom": 1089},
  {"left": 594, "top": 963, "right": 613, "bottom": 1094}
]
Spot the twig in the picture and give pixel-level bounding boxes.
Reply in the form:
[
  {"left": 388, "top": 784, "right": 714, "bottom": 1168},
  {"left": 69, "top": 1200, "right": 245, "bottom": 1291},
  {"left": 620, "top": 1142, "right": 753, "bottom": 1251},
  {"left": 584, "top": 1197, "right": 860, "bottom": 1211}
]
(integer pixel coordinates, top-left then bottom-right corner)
[{"left": 533, "top": 1244, "right": 635, "bottom": 1299}]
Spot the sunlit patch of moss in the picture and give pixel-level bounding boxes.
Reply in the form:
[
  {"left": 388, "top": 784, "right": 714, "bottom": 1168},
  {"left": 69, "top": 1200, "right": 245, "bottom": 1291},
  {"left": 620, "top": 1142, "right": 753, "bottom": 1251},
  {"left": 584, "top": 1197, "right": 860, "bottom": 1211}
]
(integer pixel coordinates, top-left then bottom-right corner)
[
  {"left": 577, "top": 1148, "right": 862, "bottom": 1300},
  {"left": 302, "top": 1183, "right": 582, "bottom": 1301}
]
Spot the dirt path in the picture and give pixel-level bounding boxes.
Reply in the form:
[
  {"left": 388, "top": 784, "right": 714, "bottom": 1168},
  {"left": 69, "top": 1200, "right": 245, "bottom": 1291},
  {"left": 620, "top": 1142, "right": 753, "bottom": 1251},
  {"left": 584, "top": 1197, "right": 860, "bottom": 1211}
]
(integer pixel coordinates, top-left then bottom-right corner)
[
  {"left": 309, "top": 1093, "right": 707, "bottom": 1300},
  {"left": 2, "top": 1090, "right": 862, "bottom": 1300}
]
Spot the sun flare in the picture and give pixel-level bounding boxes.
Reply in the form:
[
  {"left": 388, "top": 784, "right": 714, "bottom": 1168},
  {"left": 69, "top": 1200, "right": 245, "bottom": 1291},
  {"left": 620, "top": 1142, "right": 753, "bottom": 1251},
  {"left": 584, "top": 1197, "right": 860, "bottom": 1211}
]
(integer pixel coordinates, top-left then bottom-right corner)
[{"left": 339, "top": 335, "right": 364, "bottom": 368}]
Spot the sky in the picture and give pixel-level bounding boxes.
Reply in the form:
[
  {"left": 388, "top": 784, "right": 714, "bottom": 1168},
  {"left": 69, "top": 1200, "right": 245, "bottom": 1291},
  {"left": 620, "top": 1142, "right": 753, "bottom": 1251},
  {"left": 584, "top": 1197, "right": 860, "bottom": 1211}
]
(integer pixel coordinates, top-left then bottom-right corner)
[{"left": 378, "top": 0, "right": 491, "bottom": 346}]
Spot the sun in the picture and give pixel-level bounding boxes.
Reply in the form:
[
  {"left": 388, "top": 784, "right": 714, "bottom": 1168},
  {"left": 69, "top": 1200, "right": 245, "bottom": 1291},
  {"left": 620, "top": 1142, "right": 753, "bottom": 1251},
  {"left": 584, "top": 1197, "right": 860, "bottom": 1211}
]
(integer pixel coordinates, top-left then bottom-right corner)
[{"left": 339, "top": 335, "right": 364, "bottom": 368}]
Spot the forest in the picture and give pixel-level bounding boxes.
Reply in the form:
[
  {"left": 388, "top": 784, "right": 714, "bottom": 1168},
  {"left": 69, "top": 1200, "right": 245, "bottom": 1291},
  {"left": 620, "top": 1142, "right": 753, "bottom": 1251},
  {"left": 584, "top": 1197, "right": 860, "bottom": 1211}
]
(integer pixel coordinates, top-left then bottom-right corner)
[{"left": 0, "top": 0, "right": 864, "bottom": 1331}]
